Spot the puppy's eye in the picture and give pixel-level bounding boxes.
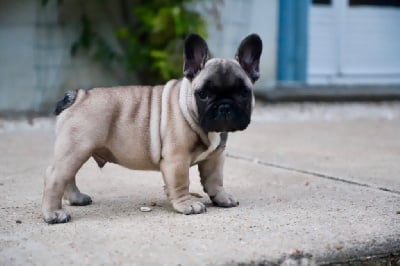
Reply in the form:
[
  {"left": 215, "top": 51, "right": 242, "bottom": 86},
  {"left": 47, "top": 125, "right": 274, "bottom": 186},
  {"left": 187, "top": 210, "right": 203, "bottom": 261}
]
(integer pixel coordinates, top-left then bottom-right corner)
[
  {"left": 240, "top": 89, "right": 250, "bottom": 98},
  {"left": 197, "top": 90, "right": 208, "bottom": 100}
]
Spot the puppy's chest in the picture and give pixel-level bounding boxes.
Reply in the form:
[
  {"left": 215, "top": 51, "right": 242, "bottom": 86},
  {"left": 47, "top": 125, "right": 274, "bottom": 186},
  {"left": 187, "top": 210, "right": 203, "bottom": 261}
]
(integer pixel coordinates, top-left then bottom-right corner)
[{"left": 192, "top": 132, "right": 227, "bottom": 164}]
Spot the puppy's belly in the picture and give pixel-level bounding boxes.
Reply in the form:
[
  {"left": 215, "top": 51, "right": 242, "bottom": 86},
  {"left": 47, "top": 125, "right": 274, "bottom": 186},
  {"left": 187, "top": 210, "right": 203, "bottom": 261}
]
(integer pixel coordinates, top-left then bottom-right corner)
[
  {"left": 93, "top": 147, "right": 159, "bottom": 171},
  {"left": 100, "top": 134, "right": 160, "bottom": 170},
  {"left": 113, "top": 154, "right": 159, "bottom": 171}
]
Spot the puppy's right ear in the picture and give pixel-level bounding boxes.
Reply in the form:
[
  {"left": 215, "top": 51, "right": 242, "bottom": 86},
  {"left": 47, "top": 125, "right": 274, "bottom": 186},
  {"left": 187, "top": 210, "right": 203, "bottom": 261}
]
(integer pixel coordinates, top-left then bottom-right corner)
[
  {"left": 183, "top": 34, "right": 208, "bottom": 80},
  {"left": 236, "top": 34, "right": 263, "bottom": 83}
]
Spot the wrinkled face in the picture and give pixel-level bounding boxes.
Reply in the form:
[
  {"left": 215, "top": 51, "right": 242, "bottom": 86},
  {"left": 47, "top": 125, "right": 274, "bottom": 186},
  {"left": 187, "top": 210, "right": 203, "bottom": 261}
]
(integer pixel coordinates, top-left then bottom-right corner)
[{"left": 193, "top": 59, "right": 254, "bottom": 133}]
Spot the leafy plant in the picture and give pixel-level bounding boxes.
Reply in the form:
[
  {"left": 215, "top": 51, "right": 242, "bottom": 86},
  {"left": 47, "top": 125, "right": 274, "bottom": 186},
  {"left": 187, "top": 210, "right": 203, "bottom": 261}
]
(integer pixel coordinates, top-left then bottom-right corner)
[{"left": 44, "top": 0, "right": 212, "bottom": 84}]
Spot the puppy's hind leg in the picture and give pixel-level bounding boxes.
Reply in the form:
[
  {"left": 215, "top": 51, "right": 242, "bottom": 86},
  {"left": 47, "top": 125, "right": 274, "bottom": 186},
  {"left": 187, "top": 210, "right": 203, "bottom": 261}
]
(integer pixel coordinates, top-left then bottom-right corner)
[
  {"left": 63, "top": 177, "right": 92, "bottom": 206},
  {"left": 42, "top": 137, "right": 93, "bottom": 224}
]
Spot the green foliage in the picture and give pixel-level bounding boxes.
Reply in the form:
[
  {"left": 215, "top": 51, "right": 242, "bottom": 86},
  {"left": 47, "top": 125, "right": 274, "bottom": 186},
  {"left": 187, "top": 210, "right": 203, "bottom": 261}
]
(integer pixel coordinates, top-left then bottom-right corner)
[
  {"left": 116, "top": 1, "right": 207, "bottom": 83},
  {"left": 70, "top": 14, "right": 118, "bottom": 65},
  {"left": 46, "top": 0, "right": 209, "bottom": 84}
]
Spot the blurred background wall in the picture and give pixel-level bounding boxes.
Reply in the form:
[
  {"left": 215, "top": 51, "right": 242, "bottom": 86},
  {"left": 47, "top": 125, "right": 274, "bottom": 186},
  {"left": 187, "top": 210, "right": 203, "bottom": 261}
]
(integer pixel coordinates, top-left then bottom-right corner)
[
  {"left": 204, "top": 0, "right": 278, "bottom": 89},
  {"left": 0, "top": 0, "right": 131, "bottom": 115},
  {"left": 0, "top": 0, "right": 399, "bottom": 116},
  {"left": 308, "top": 0, "right": 400, "bottom": 84}
]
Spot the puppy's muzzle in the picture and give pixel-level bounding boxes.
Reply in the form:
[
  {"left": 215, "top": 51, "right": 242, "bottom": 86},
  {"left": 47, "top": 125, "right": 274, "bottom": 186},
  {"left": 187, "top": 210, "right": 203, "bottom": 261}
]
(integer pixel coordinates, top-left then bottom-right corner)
[{"left": 217, "top": 103, "right": 231, "bottom": 117}]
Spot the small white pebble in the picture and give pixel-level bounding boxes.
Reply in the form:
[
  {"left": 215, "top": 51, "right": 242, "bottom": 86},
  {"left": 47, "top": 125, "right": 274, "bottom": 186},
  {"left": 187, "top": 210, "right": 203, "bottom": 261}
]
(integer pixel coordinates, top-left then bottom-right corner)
[{"left": 140, "top": 206, "right": 152, "bottom": 212}]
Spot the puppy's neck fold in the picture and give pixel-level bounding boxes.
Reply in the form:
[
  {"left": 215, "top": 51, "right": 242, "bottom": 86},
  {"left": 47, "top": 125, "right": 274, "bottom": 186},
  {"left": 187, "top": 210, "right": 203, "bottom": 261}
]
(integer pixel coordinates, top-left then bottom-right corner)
[{"left": 179, "top": 78, "right": 210, "bottom": 146}]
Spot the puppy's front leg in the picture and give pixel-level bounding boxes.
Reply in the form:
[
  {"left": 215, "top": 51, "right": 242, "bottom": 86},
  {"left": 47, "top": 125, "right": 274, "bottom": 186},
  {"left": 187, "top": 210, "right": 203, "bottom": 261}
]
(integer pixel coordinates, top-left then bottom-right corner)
[
  {"left": 160, "top": 157, "right": 206, "bottom": 214},
  {"left": 198, "top": 151, "right": 239, "bottom": 208}
]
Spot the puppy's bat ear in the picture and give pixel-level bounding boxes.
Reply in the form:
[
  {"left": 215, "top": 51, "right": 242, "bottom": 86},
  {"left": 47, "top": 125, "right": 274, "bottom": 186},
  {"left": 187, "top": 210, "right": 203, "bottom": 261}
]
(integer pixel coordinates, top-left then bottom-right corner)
[
  {"left": 236, "top": 34, "right": 263, "bottom": 83},
  {"left": 183, "top": 34, "right": 208, "bottom": 80}
]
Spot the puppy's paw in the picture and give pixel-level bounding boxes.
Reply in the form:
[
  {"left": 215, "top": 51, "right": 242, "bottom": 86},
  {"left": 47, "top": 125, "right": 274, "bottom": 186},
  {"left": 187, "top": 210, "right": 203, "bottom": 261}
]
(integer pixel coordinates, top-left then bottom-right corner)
[
  {"left": 64, "top": 192, "right": 92, "bottom": 206},
  {"left": 172, "top": 198, "right": 207, "bottom": 215},
  {"left": 43, "top": 210, "right": 71, "bottom": 224},
  {"left": 211, "top": 191, "right": 239, "bottom": 208}
]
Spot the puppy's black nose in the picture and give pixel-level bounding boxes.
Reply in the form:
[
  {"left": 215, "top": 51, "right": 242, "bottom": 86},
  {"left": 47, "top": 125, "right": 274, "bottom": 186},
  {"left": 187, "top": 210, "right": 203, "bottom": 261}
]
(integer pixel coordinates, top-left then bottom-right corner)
[{"left": 218, "top": 104, "right": 231, "bottom": 115}]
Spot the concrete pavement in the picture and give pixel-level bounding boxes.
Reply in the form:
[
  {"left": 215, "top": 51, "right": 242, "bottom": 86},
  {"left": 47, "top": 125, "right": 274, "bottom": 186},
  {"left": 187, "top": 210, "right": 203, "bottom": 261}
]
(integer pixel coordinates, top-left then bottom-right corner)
[{"left": 0, "top": 102, "right": 399, "bottom": 265}]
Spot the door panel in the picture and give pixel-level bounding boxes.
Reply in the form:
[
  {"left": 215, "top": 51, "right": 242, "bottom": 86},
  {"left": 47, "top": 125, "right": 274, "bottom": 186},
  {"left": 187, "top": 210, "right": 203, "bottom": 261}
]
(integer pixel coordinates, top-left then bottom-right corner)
[
  {"left": 308, "top": 0, "right": 400, "bottom": 84},
  {"left": 342, "top": 7, "right": 400, "bottom": 74}
]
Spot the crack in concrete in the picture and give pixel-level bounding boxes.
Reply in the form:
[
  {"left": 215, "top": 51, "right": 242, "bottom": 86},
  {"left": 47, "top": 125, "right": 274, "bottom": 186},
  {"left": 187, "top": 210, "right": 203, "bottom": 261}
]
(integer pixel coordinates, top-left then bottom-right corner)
[{"left": 227, "top": 153, "right": 400, "bottom": 196}]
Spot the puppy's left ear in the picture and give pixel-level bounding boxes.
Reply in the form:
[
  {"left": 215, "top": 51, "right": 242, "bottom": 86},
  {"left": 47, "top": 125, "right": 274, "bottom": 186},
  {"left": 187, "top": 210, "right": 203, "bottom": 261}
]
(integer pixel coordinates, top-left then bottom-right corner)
[
  {"left": 236, "top": 34, "right": 263, "bottom": 83},
  {"left": 183, "top": 34, "right": 209, "bottom": 80}
]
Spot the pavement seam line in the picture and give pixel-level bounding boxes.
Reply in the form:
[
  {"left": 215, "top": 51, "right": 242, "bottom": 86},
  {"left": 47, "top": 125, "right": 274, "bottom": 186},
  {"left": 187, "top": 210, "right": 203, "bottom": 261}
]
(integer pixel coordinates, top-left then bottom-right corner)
[{"left": 226, "top": 152, "right": 400, "bottom": 196}]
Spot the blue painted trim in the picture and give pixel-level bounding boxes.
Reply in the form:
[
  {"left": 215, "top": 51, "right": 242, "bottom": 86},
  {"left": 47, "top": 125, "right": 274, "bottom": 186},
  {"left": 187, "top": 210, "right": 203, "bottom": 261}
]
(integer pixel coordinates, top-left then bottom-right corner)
[{"left": 277, "top": 0, "right": 310, "bottom": 82}]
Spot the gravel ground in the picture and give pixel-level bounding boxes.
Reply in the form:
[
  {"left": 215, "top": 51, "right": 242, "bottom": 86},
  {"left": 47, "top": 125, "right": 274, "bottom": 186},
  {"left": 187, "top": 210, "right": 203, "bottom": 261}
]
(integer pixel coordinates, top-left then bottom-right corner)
[{"left": 0, "top": 101, "right": 399, "bottom": 265}]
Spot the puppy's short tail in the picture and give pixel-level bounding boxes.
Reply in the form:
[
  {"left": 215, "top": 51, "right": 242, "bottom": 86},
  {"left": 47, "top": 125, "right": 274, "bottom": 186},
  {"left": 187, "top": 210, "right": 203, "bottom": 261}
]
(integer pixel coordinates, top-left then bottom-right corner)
[{"left": 54, "top": 90, "right": 78, "bottom": 115}]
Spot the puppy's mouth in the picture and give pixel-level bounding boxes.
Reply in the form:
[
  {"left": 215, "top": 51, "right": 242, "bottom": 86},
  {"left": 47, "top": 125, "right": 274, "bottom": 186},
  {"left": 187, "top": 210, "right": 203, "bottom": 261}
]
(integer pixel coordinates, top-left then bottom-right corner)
[{"left": 200, "top": 102, "right": 251, "bottom": 133}]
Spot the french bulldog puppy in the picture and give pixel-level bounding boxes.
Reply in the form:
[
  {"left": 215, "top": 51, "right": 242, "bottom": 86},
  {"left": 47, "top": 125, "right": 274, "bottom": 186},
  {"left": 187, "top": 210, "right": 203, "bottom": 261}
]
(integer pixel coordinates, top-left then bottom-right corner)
[{"left": 42, "top": 33, "right": 262, "bottom": 224}]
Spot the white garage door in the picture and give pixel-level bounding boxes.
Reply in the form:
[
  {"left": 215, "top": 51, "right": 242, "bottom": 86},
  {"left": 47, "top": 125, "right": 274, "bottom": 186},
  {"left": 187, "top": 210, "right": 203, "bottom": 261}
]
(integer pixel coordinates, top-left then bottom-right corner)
[{"left": 308, "top": 0, "right": 400, "bottom": 84}]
